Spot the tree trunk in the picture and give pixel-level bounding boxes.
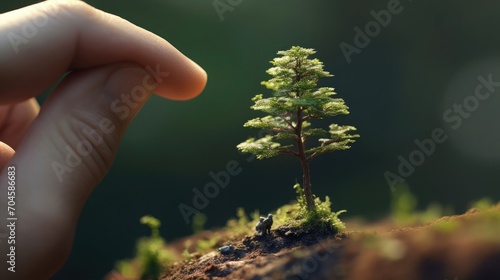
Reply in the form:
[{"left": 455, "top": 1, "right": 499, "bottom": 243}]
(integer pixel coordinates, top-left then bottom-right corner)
[
  {"left": 300, "top": 159, "right": 315, "bottom": 210},
  {"left": 295, "top": 108, "right": 315, "bottom": 211}
]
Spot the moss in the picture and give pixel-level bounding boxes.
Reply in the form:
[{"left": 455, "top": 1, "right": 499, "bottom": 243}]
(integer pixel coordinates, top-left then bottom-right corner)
[
  {"left": 224, "top": 184, "right": 345, "bottom": 239},
  {"left": 273, "top": 201, "right": 301, "bottom": 228},
  {"left": 288, "top": 183, "right": 346, "bottom": 233},
  {"left": 433, "top": 219, "right": 459, "bottom": 233}
]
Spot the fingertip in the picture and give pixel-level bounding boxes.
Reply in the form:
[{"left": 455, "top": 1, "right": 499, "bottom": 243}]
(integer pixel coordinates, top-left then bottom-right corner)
[
  {"left": 179, "top": 61, "right": 208, "bottom": 100},
  {"left": 154, "top": 59, "right": 207, "bottom": 101},
  {"left": 190, "top": 61, "right": 208, "bottom": 99},
  {"left": 0, "top": 142, "right": 15, "bottom": 171}
]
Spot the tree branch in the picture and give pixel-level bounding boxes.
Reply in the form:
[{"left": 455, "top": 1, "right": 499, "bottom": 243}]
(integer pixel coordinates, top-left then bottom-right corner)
[
  {"left": 271, "top": 127, "right": 294, "bottom": 133},
  {"left": 307, "top": 137, "right": 341, "bottom": 161},
  {"left": 307, "top": 151, "right": 322, "bottom": 161},
  {"left": 302, "top": 114, "right": 320, "bottom": 122},
  {"left": 320, "top": 137, "right": 341, "bottom": 146},
  {"left": 279, "top": 149, "right": 299, "bottom": 157},
  {"left": 281, "top": 116, "right": 295, "bottom": 131}
]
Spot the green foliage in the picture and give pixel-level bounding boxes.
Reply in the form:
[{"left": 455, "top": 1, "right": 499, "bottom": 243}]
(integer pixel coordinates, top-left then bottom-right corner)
[
  {"left": 291, "top": 183, "right": 346, "bottom": 233},
  {"left": 418, "top": 203, "right": 445, "bottom": 223},
  {"left": 470, "top": 197, "right": 494, "bottom": 211},
  {"left": 433, "top": 219, "right": 459, "bottom": 233},
  {"left": 140, "top": 215, "right": 161, "bottom": 238},
  {"left": 225, "top": 206, "right": 298, "bottom": 237},
  {"left": 434, "top": 202, "right": 500, "bottom": 239},
  {"left": 273, "top": 202, "right": 301, "bottom": 228},
  {"left": 228, "top": 208, "right": 250, "bottom": 228},
  {"left": 181, "top": 240, "right": 193, "bottom": 262},
  {"left": 181, "top": 248, "right": 192, "bottom": 261},
  {"left": 391, "top": 185, "right": 451, "bottom": 226},
  {"left": 391, "top": 185, "right": 418, "bottom": 224},
  {"left": 223, "top": 186, "right": 346, "bottom": 235},
  {"left": 190, "top": 213, "right": 219, "bottom": 254},
  {"left": 116, "top": 215, "right": 175, "bottom": 280},
  {"left": 237, "top": 46, "right": 359, "bottom": 161},
  {"left": 192, "top": 213, "right": 207, "bottom": 234},
  {"left": 195, "top": 236, "right": 220, "bottom": 253},
  {"left": 226, "top": 207, "right": 260, "bottom": 237}
]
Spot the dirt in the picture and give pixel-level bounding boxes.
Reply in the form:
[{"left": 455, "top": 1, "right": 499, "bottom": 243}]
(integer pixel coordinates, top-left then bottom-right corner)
[{"left": 106, "top": 205, "right": 500, "bottom": 280}]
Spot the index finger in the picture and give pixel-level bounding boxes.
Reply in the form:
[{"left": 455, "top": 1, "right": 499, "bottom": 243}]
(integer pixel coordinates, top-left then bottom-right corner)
[{"left": 0, "top": 0, "right": 207, "bottom": 103}]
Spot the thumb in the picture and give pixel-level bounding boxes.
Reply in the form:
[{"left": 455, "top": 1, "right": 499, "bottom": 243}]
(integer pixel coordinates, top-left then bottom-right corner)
[{"left": 0, "top": 63, "right": 161, "bottom": 279}]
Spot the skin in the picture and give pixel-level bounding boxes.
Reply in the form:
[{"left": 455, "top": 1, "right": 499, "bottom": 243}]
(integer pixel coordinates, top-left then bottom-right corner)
[{"left": 0, "top": 1, "right": 207, "bottom": 279}]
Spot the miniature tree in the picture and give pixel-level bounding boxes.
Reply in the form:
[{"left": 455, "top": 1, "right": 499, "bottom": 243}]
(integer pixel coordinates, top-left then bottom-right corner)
[{"left": 237, "top": 46, "right": 359, "bottom": 210}]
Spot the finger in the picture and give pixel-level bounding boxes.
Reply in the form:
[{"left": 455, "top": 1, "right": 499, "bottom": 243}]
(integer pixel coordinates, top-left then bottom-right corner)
[
  {"left": 0, "top": 98, "right": 40, "bottom": 149},
  {"left": 0, "top": 63, "right": 157, "bottom": 279},
  {"left": 0, "top": 0, "right": 207, "bottom": 103},
  {"left": 0, "top": 142, "right": 14, "bottom": 170}
]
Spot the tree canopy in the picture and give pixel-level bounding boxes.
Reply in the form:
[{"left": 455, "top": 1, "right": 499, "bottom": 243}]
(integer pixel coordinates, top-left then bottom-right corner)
[{"left": 237, "top": 46, "right": 359, "bottom": 162}]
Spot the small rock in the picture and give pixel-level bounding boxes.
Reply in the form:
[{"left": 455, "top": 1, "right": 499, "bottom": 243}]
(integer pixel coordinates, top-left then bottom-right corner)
[
  {"left": 198, "top": 251, "right": 218, "bottom": 263},
  {"left": 218, "top": 244, "right": 235, "bottom": 255},
  {"left": 225, "top": 260, "right": 245, "bottom": 270},
  {"left": 285, "top": 230, "right": 296, "bottom": 237}
]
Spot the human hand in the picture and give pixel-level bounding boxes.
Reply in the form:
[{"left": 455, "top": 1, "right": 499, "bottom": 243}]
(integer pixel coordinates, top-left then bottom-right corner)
[{"left": 0, "top": 1, "right": 207, "bottom": 279}]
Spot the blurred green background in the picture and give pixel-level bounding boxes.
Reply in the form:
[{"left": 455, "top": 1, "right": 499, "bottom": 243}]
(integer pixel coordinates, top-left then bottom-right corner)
[{"left": 2, "top": 0, "right": 500, "bottom": 279}]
